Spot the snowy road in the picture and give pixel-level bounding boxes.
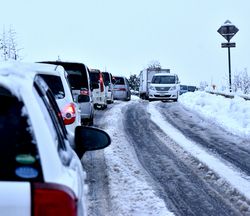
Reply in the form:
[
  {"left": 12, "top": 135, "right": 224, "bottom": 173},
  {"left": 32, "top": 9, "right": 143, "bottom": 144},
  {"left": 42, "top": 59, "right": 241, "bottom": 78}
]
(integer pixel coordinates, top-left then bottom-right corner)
[
  {"left": 155, "top": 102, "right": 250, "bottom": 176},
  {"left": 82, "top": 96, "right": 250, "bottom": 216}
]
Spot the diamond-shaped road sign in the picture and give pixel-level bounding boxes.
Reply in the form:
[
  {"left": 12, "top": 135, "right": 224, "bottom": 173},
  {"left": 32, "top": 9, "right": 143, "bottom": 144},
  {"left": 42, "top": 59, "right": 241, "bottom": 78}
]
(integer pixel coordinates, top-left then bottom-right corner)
[{"left": 217, "top": 20, "right": 239, "bottom": 42}]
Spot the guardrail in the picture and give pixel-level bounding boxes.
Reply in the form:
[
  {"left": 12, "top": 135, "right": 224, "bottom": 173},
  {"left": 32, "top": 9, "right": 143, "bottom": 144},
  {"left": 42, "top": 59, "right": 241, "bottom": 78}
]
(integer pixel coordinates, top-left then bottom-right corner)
[{"left": 206, "top": 90, "right": 250, "bottom": 101}]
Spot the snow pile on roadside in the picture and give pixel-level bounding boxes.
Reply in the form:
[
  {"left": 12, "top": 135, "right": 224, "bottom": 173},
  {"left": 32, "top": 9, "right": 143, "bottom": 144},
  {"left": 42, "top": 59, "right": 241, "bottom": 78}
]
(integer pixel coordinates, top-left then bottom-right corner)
[
  {"left": 103, "top": 97, "right": 174, "bottom": 216},
  {"left": 179, "top": 91, "right": 250, "bottom": 137}
]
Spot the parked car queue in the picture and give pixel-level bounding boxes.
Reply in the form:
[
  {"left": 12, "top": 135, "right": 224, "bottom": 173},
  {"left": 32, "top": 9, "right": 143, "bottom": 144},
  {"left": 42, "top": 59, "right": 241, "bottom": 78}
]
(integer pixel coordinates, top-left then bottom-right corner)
[
  {"left": 0, "top": 60, "right": 131, "bottom": 216},
  {"left": 0, "top": 61, "right": 111, "bottom": 216}
]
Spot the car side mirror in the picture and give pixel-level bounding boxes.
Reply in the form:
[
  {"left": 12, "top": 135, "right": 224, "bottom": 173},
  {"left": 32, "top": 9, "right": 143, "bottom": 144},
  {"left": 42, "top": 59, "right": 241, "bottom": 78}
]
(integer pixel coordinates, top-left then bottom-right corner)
[{"left": 74, "top": 126, "right": 111, "bottom": 158}]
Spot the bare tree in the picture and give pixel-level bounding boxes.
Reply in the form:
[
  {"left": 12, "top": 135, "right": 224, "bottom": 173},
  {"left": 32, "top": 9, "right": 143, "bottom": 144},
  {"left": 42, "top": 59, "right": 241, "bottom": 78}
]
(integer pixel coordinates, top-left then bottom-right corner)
[
  {"left": 0, "top": 26, "right": 22, "bottom": 61},
  {"left": 0, "top": 27, "right": 8, "bottom": 61},
  {"left": 147, "top": 60, "right": 161, "bottom": 71}
]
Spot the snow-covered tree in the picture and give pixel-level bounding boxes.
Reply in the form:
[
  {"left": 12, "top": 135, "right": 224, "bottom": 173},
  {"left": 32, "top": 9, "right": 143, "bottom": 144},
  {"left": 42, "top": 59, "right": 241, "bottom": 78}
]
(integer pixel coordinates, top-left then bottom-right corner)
[
  {"left": 232, "top": 68, "right": 250, "bottom": 94},
  {"left": 147, "top": 60, "right": 161, "bottom": 71},
  {"left": 128, "top": 74, "right": 140, "bottom": 90},
  {"left": 0, "top": 26, "right": 22, "bottom": 61},
  {"left": 199, "top": 81, "right": 208, "bottom": 91}
]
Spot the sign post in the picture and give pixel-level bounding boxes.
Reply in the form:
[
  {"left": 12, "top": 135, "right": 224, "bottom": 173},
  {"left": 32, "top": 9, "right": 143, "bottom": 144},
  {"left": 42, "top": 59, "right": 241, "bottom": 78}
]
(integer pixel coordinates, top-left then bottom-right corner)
[{"left": 217, "top": 20, "right": 239, "bottom": 92}]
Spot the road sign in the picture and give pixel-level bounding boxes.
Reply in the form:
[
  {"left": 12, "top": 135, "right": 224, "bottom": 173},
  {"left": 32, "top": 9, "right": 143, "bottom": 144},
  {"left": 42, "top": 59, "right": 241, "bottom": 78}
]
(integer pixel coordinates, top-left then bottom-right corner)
[
  {"left": 217, "top": 20, "right": 239, "bottom": 42},
  {"left": 221, "top": 42, "right": 236, "bottom": 48}
]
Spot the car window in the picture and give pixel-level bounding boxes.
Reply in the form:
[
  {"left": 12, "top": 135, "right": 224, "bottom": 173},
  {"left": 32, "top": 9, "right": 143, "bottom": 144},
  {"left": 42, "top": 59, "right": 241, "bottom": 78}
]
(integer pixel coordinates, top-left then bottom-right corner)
[
  {"left": 152, "top": 75, "right": 176, "bottom": 84},
  {"left": 181, "top": 85, "right": 188, "bottom": 90},
  {"left": 90, "top": 72, "right": 100, "bottom": 84},
  {"left": 38, "top": 74, "right": 65, "bottom": 99},
  {"left": 114, "top": 77, "right": 125, "bottom": 85},
  {"left": 60, "top": 64, "right": 88, "bottom": 89},
  {"left": 34, "top": 77, "right": 67, "bottom": 149},
  {"left": 103, "top": 72, "right": 110, "bottom": 86},
  {"left": 34, "top": 77, "right": 73, "bottom": 167},
  {"left": 0, "top": 86, "right": 43, "bottom": 182},
  {"left": 67, "top": 73, "right": 87, "bottom": 90}
]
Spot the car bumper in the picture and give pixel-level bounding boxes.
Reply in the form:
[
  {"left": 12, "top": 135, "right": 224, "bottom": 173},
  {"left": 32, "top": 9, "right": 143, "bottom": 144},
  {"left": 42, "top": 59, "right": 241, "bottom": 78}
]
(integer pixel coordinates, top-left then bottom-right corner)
[{"left": 149, "top": 90, "right": 178, "bottom": 100}]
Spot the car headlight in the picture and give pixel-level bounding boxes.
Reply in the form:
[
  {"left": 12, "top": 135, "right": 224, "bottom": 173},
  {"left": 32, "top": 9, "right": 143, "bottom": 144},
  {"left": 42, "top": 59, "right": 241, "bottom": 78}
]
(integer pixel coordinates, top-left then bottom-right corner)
[
  {"left": 149, "top": 86, "right": 155, "bottom": 90},
  {"left": 170, "top": 86, "right": 176, "bottom": 91}
]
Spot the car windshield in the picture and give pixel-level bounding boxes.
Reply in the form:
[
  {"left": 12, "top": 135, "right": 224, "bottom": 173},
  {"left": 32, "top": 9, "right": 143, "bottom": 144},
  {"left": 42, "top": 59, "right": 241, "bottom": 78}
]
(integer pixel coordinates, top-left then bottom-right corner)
[
  {"left": 39, "top": 74, "right": 65, "bottom": 99},
  {"left": 0, "top": 87, "right": 43, "bottom": 182},
  {"left": 152, "top": 75, "right": 176, "bottom": 84}
]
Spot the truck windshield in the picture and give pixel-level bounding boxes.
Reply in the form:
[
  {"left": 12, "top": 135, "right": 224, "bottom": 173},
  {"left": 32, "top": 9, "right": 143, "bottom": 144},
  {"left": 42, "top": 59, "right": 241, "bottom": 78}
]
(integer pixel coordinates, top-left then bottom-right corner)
[{"left": 152, "top": 75, "right": 176, "bottom": 84}]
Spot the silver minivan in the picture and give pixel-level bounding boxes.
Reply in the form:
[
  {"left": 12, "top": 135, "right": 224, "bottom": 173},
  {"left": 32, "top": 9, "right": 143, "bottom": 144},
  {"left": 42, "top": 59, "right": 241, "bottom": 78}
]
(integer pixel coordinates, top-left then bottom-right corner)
[
  {"left": 40, "top": 61, "right": 94, "bottom": 125},
  {"left": 113, "top": 76, "right": 131, "bottom": 101}
]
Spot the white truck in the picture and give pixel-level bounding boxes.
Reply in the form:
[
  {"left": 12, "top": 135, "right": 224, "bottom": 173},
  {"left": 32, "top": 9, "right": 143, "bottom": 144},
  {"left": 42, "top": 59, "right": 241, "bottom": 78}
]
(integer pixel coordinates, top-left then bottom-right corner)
[{"left": 139, "top": 68, "right": 170, "bottom": 99}]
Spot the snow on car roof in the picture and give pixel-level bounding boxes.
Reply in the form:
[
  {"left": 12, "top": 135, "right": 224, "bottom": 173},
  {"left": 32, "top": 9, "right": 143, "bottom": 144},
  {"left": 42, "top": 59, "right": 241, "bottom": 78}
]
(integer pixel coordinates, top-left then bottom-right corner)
[{"left": 0, "top": 61, "right": 36, "bottom": 98}]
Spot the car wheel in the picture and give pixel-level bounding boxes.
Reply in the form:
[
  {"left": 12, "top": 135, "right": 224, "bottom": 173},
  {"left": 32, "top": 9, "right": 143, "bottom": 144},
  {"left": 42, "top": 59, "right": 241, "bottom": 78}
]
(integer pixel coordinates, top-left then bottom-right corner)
[{"left": 89, "top": 117, "right": 94, "bottom": 126}]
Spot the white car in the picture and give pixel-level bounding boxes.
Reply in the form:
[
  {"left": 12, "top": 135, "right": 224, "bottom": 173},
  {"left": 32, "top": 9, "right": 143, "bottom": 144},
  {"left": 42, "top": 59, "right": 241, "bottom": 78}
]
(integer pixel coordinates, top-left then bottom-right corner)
[
  {"left": 40, "top": 61, "right": 95, "bottom": 126},
  {"left": 102, "top": 71, "right": 114, "bottom": 104},
  {"left": 148, "top": 72, "right": 180, "bottom": 102},
  {"left": 89, "top": 69, "right": 107, "bottom": 109},
  {"left": 25, "top": 63, "right": 81, "bottom": 143},
  {"left": 113, "top": 76, "right": 131, "bottom": 101},
  {"left": 0, "top": 61, "right": 111, "bottom": 216}
]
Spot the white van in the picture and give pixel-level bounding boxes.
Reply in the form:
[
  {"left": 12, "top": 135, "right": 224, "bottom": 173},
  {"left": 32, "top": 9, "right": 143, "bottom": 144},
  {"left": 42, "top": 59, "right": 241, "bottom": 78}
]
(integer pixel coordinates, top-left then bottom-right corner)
[
  {"left": 89, "top": 69, "right": 107, "bottom": 109},
  {"left": 102, "top": 71, "right": 114, "bottom": 104},
  {"left": 148, "top": 73, "right": 180, "bottom": 102}
]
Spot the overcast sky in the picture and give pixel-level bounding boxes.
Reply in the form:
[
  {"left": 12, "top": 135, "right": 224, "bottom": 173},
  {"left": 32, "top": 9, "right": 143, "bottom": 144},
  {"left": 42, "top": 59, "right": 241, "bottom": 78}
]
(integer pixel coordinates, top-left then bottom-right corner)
[{"left": 1, "top": 0, "right": 249, "bottom": 86}]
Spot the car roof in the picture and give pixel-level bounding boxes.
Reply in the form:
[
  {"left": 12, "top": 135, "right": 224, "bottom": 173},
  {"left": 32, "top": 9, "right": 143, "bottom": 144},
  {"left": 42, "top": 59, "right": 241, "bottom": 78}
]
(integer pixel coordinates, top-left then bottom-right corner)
[
  {"left": 39, "top": 61, "right": 87, "bottom": 68},
  {"left": 0, "top": 62, "right": 36, "bottom": 96},
  {"left": 90, "top": 69, "right": 101, "bottom": 73}
]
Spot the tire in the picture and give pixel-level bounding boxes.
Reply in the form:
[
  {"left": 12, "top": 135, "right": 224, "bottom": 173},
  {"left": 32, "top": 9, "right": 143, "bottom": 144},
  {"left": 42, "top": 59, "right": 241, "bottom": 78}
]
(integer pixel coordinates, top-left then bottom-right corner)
[{"left": 89, "top": 117, "right": 94, "bottom": 126}]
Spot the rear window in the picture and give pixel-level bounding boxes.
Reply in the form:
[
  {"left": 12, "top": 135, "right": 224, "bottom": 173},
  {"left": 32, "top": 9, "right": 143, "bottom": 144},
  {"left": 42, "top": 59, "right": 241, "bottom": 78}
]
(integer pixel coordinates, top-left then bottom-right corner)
[
  {"left": 0, "top": 87, "right": 43, "bottom": 182},
  {"left": 180, "top": 85, "right": 188, "bottom": 90},
  {"left": 152, "top": 75, "right": 176, "bottom": 84},
  {"left": 67, "top": 73, "right": 87, "bottom": 90},
  {"left": 60, "top": 64, "right": 88, "bottom": 89},
  {"left": 40, "top": 62, "right": 89, "bottom": 90},
  {"left": 90, "top": 72, "right": 100, "bottom": 84},
  {"left": 39, "top": 74, "right": 65, "bottom": 99},
  {"left": 188, "top": 86, "right": 196, "bottom": 92},
  {"left": 114, "top": 77, "right": 125, "bottom": 85},
  {"left": 102, "top": 72, "right": 110, "bottom": 86}
]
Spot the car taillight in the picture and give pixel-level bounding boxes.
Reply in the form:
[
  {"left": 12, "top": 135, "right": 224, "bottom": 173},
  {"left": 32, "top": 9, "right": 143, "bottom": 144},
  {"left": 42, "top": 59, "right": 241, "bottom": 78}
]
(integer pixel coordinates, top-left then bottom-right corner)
[
  {"left": 62, "top": 103, "right": 76, "bottom": 125},
  {"left": 99, "top": 73, "right": 104, "bottom": 92},
  {"left": 32, "top": 183, "right": 77, "bottom": 216}
]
